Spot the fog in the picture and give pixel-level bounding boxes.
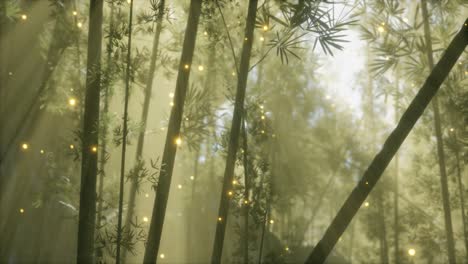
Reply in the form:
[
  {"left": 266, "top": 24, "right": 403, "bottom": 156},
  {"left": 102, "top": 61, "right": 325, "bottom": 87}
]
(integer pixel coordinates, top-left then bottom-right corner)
[{"left": 0, "top": 0, "right": 467, "bottom": 263}]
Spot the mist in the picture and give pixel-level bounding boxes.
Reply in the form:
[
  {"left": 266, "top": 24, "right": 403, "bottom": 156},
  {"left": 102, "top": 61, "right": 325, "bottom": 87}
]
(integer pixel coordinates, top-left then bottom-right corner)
[{"left": 0, "top": 0, "right": 467, "bottom": 264}]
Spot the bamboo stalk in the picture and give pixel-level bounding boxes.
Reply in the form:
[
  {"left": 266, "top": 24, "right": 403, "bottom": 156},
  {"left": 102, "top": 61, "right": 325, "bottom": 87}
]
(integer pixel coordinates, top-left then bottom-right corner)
[{"left": 306, "top": 19, "right": 467, "bottom": 264}]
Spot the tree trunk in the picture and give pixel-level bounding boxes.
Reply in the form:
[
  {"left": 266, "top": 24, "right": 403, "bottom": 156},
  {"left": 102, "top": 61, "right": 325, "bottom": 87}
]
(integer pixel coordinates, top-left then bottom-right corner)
[
  {"left": 455, "top": 145, "right": 468, "bottom": 263},
  {"left": 420, "top": 1, "right": 456, "bottom": 263},
  {"left": 366, "top": 48, "right": 389, "bottom": 264},
  {"left": 187, "top": 149, "right": 200, "bottom": 262},
  {"left": 393, "top": 74, "right": 400, "bottom": 264},
  {"left": 306, "top": 19, "right": 467, "bottom": 264},
  {"left": 211, "top": 1, "right": 258, "bottom": 263},
  {"left": 76, "top": 0, "right": 103, "bottom": 263},
  {"left": 186, "top": 38, "right": 216, "bottom": 262},
  {"left": 96, "top": 0, "right": 115, "bottom": 235},
  {"left": 242, "top": 120, "right": 250, "bottom": 264},
  {"left": 143, "top": 1, "right": 202, "bottom": 263},
  {"left": 0, "top": 0, "right": 6, "bottom": 189},
  {"left": 0, "top": 7, "right": 69, "bottom": 168},
  {"left": 96, "top": 0, "right": 114, "bottom": 221},
  {"left": 123, "top": 5, "right": 166, "bottom": 260},
  {"left": 377, "top": 191, "right": 389, "bottom": 264},
  {"left": 116, "top": 1, "right": 134, "bottom": 263}
]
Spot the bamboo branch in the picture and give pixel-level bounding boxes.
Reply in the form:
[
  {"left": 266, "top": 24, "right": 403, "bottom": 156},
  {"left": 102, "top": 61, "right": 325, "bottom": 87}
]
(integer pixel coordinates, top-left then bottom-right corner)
[{"left": 305, "top": 18, "right": 468, "bottom": 264}]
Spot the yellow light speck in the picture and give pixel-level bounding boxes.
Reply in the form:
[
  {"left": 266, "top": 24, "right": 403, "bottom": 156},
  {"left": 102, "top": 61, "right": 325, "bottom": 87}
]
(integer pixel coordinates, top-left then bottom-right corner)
[
  {"left": 263, "top": 25, "right": 268, "bottom": 31},
  {"left": 68, "top": 98, "right": 77, "bottom": 106},
  {"left": 77, "top": 22, "right": 83, "bottom": 28},
  {"left": 198, "top": 65, "right": 204, "bottom": 71},
  {"left": 184, "top": 64, "right": 189, "bottom": 69},
  {"left": 260, "top": 36, "right": 264, "bottom": 41},
  {"left": 21, "top": 143, "right": 29, "bottom": 150},
  {"left": 21, "top": 14, "right": 27, "bottom": 20},
  {"left": 204, "top": 31, "right": 208, "bottom": 36},
  {"left": 228, "top": 191, "right": 233, "bottom": 196},
  {"left": 408, "top": 248, "right": 416, "bottom": 256},
  {"left": 269, "top": 219, "right": 274, "bottom": 224},
  {"left": 40, "top": 149, "right": 44, "bottom": 154},
  {"left": 377, "top": 26, "right": 385, "bottom": 33},
  {"left": 177, "top": 184, "right": 182, "bottom": 189},
  {"left": 143, "top": 216, "right": 149, "bottom": 222},
  {"left": 261, "top": 115, "right": 265, "bottom": 120},
  {"left": 232, "top": 180, "right": 238, "bottom": 185},
  {"left": 175, "top": 137, "right": 182, "bottom": 146},
  {"left": 19, "top": 208, "right": 24, "bottom": 213},
  {"left": 72, "top": 11, "right": 78, "bottom": 16},
  {"left": 218, "top": 217, "right": 222, "bottom": 222},
  {"left": 190, "top": 175, "right": 195, "bottom": 180},
  {"left": 145, "top": 193, "right": 149, "bottom": 198},
  {"left": 364, "top": 202, "right": 369, "bottom": 207},
  {"left": 91, "top": 146, "right": 97, "bottom": 153},
  {"left": 160, "top": 253, "right": 165, "bottom": 259},
  {"left": 70, "top": 144, "right": 75, "bottom": 149}
]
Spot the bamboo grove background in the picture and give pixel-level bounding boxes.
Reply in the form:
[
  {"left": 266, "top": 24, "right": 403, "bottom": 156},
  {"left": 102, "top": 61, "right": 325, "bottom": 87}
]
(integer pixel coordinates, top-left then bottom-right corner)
[{"left": 0, "top": 0, "right": 467, "bottom": 263}]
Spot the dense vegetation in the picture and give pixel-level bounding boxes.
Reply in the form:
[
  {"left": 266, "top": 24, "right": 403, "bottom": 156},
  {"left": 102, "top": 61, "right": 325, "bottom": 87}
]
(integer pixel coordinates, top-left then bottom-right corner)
[{"left": 0, "top": 0, "right": 467, "bottom": 263}]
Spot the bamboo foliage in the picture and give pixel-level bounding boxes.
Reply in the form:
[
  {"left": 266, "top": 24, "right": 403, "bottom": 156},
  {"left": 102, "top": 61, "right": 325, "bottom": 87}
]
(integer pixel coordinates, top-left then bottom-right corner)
[{"left": 307, "top": 19, "right": 467, "bottom": 264}]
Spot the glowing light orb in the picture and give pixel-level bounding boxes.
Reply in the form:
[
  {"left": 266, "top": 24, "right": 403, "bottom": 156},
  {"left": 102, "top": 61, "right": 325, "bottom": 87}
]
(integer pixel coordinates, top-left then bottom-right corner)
[{"left": 68, "top": 98, "right": 77, "bottom": 106}]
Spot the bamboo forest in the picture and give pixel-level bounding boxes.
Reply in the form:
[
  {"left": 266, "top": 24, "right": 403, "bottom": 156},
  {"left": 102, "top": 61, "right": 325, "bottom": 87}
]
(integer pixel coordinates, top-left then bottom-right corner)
[{"left": 1, "top": 0, "right": 468, "bottom": 263}]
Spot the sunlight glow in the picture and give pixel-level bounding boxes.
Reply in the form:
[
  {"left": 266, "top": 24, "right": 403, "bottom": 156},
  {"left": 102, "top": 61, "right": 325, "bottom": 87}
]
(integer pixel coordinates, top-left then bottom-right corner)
[{"left": 68, "top": 98, "right": 77, "bottom": 106}]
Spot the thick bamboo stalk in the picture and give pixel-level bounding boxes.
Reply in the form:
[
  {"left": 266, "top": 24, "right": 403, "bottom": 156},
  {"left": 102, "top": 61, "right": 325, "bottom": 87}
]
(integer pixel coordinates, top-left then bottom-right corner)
[
  {"left": 143, "top": 1, "right": 202, "bottom": 263},
  {"left": 211, "top": 1, "right": 258, "bottom": 263},
  {"left": 306, "top": 19, "right": 467, "bottom": 264},
  {"left": 76, "top": 0, "right": 104, "bottom": 263}
]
